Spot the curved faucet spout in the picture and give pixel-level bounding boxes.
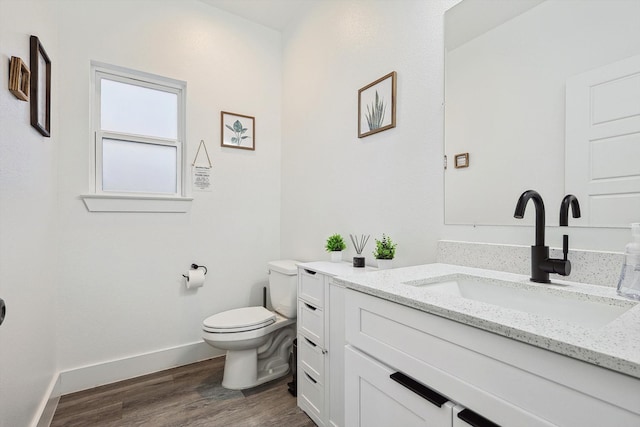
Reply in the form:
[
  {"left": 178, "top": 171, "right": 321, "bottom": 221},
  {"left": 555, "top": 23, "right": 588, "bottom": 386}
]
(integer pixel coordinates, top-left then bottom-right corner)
[
  {"left": 514, "top": 190, "right": 545, "bottom": 246},
  {"left": 559, "top": 194, "right": 581, "bottom": 226}
]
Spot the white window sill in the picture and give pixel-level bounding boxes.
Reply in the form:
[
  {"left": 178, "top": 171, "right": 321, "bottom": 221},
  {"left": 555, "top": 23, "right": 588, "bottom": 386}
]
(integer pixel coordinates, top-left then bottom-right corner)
[{"left": 81, "top": 194, "right": 193, "bottom": 213}]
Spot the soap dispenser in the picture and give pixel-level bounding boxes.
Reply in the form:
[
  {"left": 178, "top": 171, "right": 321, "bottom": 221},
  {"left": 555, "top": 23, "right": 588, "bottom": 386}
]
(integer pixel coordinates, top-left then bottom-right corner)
[{"left": 617, "top": 223, "right": 640, "bottom": 300}]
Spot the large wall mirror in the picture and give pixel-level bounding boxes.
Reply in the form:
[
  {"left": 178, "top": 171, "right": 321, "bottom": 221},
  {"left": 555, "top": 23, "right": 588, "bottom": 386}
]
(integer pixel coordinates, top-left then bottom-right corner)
[{"left": 444, "top": 0, "right": 640, "bottom": 228}]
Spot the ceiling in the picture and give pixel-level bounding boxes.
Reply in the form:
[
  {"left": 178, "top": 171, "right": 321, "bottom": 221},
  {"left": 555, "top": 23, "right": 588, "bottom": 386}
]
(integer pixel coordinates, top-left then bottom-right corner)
[{"left": 200, "top": 0, "right": 318, "bottom": 31}]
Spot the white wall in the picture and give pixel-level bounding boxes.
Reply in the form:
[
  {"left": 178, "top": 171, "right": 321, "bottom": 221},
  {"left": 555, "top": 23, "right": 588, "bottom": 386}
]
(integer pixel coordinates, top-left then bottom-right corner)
[
  {"left": 279, "top": 0, "right": 630, "bottom": 263},
  {"left": 0, "top": 1, "right": 59, "bottom": 426},
  {"left": 281, "top": 0, "right": 457, "bottom": 267},
  {"left": 54, "top": 0, "right": 283, "bottom": 379}
]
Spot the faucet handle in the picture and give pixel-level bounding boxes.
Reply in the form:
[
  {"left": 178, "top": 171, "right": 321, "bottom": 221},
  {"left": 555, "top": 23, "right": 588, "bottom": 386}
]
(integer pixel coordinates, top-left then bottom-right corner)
[{"left": 563, "top": 234, "right": 569, "bottom": 261}]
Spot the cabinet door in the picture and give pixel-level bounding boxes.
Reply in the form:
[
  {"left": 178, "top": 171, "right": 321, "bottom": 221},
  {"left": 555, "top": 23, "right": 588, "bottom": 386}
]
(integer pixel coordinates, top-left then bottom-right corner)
[
  {"left": 299, "top": 367, "right": 325, "bottom": 426},
  {"left": 298, "top": 300, "right": 324, "bottom": 347},
  {"left": 299, "top": 268, "right": 324, "bottom": 308},
  {"left": 345, "top": 346, "right": 453, "bottom": 427},
  {"left": 299, "top": 335, "right": 325, "bottom": 383}
]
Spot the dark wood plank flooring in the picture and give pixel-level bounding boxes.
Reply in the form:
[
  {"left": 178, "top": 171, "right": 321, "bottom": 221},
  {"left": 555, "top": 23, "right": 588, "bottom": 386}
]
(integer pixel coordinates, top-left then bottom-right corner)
[{"left": 51, "top": 357, "right": 315, "bottom": 427}]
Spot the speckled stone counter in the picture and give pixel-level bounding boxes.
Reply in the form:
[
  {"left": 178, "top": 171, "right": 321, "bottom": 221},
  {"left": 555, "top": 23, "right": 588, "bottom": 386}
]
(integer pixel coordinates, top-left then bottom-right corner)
[
  {"left": 332, "top": 263, "right": 640, "bottom": 379},
  {"left": 437, "top": 240, "right": 624, "bottom": 287}
]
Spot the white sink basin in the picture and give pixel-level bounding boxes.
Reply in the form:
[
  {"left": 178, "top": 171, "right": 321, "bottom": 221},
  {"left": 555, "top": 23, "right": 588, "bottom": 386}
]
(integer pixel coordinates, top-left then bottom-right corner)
[{"left": 404, "top": 274, "right": 636, "bottom": 328}]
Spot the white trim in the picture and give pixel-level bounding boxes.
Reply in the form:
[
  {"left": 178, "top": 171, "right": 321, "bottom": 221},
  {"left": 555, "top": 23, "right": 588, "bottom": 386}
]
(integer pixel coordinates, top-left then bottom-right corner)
[
  {"left": 81, "top": 194, "right": 193, "bottom": 213},
  {"left": 92, "top": 61, "right": 186, "bottom": 89},
  {"left": 59, "top": 341, "right": 222, "bottom": 395},
  {"left": 89, "top": 61, "right": 188, "bottom": 205},
  {"left": 31, "top": 374, "right": 61, "bottom": 427}
]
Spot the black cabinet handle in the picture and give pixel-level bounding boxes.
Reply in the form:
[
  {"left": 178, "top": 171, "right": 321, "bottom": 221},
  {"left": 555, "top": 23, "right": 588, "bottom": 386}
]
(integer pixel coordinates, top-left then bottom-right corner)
[
  {"left": 305, "top": 372, "right": 317, "bottom": 384},
  {"left": 304, "top": 303, "right": 317, "bottom": 311},
  {"left": 304, "top": 269, "right": 317, "bottom": 275},
  {"left": 304, "top": 337, "right": 317, "bottom": 347},
  {"left": 389, "top": 372, "right": 448, "bottom": 408},
  {"left": 457, "top": 408, "right": 501, "bottom": 427}
]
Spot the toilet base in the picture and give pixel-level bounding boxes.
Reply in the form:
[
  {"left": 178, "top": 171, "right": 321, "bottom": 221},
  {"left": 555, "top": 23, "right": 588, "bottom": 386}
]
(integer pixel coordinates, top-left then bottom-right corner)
[
  {"left": 222, "top": 355, "right": 290, "bottom": 390},
  {"left": 221, "top": 326, "right": 295, "bottom": 390}
]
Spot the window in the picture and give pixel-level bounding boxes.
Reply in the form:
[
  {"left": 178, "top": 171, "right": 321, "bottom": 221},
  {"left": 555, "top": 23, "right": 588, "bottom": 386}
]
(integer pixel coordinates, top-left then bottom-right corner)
[{"left": 83, "top": 63, "right": 191, "bottom": 212}]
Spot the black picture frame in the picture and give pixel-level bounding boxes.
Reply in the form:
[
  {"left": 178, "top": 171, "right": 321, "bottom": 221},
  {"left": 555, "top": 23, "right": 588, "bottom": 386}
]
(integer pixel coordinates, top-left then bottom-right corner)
[{"left": 30, "top": 35, "right": 51, "bottom": 137}]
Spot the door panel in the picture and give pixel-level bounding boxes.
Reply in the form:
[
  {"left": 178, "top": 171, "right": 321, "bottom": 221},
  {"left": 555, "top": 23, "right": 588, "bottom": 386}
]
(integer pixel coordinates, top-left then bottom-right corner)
[{"left": 566, "top": 54, "right": 640, "bottom": 227}]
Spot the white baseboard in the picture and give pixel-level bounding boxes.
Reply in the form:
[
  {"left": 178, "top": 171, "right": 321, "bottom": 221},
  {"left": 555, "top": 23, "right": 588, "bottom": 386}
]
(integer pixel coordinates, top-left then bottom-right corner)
[
  {"left": 33, "top": 374, "right": 61, "bottom": 427},
  {"left": 59, "top": 341, "right": 223, "bottom": 395}
]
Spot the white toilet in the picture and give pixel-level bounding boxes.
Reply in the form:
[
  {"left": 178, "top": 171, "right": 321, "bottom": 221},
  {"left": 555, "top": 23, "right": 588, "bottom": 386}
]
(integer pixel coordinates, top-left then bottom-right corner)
[{"left": 202, "top": 260, "right": 299, "bottom": 390}]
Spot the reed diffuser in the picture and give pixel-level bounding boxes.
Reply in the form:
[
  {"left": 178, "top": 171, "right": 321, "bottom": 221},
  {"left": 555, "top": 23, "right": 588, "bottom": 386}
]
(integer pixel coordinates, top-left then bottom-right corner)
[{"left": 349, "top": 234, "right": 370, "bottom": 268}]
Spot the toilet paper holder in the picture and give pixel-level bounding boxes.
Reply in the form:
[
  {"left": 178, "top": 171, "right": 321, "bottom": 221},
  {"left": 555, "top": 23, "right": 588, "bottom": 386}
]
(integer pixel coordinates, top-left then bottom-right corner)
[{"left": 182, "top": 263, "right": 208, "bottom": 279}]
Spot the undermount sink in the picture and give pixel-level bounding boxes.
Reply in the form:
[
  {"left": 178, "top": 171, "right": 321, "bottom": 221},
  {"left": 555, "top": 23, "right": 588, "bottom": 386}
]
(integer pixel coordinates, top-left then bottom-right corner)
[{"left": 404, "top": 274, "right": 636, "bottom": 328}]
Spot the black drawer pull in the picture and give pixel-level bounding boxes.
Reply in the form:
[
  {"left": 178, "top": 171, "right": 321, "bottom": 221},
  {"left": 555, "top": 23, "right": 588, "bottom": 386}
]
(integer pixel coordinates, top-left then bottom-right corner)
[
  {"left": 389, "top": 372, "right": 448, "bottom": 408},
  {"left": 457, "top": 408, "right": 501, "bottom": 427},
  {"left": 305, "top": 372, "right": 317, "bottom": 384},
  {"left": 304, "top": 269, "right": 317, "bottom": 275},
  {"left": 304, "top": 337, "right": 317, "bottom": 347},
  {"left": 304, "top": 303, "right": 317, "bottom": 311}
]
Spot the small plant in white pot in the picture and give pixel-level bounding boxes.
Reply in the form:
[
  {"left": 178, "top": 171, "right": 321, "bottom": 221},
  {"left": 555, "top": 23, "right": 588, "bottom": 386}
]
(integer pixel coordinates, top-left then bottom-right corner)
[
  {"left": 373, "top": 234, "right": 397, "bottom": 269},
  {"left": 325, "top": 234, "right": 347, "bottom": 262}
]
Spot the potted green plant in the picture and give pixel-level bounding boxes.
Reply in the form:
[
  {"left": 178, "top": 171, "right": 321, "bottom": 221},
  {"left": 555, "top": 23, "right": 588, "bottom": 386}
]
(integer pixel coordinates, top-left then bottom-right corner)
[
  {"left": 325, "top": 234, "right": 347, "bottom": 262},
  {"left": 373, "top": 234, "right": 397, "bottom": 269}
]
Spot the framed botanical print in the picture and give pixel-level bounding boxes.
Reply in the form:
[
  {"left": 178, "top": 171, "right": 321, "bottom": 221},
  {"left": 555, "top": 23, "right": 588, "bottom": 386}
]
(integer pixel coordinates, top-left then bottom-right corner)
[
  {"left": 358, "top": 71, "right": 396, "bottom": 138},
  {"left": 221, "top": 111, "right": 255, "bottom": 150}
]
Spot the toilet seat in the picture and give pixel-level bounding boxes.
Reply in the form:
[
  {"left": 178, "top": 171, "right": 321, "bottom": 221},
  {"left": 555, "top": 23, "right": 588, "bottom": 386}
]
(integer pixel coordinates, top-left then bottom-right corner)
[{"left": 203, "top": 306, "right": 276, "bottom": 333}]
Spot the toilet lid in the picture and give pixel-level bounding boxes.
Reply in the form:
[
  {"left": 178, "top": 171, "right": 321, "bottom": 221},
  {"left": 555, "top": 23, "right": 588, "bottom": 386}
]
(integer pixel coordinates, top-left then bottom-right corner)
[{"left": 203, "top": 306, "right": 276, "bottom": 333}]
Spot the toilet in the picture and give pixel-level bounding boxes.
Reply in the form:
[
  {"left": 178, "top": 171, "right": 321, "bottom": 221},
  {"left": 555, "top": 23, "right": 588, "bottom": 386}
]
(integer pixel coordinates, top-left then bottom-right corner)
[{"left": 202, "top": 260, "right": 299, "bottom": 390}]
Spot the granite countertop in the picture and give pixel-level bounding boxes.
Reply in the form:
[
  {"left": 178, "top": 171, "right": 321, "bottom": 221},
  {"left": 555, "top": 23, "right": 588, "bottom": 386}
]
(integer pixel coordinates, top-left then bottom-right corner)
[{"left": 331, "top": 263, "right": 640, "bottom": 379}]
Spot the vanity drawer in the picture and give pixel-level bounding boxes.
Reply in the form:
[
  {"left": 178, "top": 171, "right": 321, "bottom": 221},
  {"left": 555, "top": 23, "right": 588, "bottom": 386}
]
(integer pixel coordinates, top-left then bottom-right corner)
[
  {"left": 298, "top": 334, "right": 325, "bottom": 383},
  {"left": 299, "top": 268, "right": 324, "bottom": 308},
  {"left": 299, "top": 368, "right": 324, "bottom": 423},
  {"left": 298, "top": 300, "right": 324, "bottom": 347},
  {"left": 345, "top": 345, "right": 454, "bottom": 427}
]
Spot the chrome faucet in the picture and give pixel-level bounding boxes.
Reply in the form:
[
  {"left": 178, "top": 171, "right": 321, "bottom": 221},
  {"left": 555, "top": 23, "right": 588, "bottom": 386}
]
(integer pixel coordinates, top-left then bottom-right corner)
[{"left": 514, "top": 190, "right": 580, "bottom": 283}]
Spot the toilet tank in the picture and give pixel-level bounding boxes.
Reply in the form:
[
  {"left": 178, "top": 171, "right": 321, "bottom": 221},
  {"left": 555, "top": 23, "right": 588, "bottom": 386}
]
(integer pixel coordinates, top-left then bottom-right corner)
[{"left": 268, "top": 260, "right": 299, "bottom": 319}]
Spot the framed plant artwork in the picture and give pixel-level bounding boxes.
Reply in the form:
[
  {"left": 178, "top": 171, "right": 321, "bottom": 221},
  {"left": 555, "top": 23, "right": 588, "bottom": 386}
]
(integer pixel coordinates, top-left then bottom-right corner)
[
  {"left": 358, "top": 71, "right": 396, "bottom": 138},
  {"left": 221, "top": 111, "right": 255, "bottom": 150},
  {"left": 30, "top": 35, "right": 51, "bottom": 137}
]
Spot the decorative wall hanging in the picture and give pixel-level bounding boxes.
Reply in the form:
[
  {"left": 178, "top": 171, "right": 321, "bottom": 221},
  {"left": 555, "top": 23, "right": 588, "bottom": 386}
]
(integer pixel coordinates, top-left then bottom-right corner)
[
  {"left": 221, "top": 111, "right": 255, "bottom": 150},
  {"left": 8, "top": 56, "right": 30, "bottom": 101},
  {"left": 358, "top": 71, "right": 396, "bottom": 138},
  {"left": 192, "top": 139, "right": 213, "bottom": 192},
  {"left": 30, "top": 35, "right": 51, "bottom": 137}
]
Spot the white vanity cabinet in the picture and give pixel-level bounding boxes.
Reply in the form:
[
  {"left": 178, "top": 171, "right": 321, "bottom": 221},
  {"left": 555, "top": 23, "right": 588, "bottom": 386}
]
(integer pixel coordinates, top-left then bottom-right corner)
[
  {"left": 297, "top": 262, "right": 375, "bottom": 427},
  {"left": 344, "top": 288, "right": 640, "bottom": 427}
]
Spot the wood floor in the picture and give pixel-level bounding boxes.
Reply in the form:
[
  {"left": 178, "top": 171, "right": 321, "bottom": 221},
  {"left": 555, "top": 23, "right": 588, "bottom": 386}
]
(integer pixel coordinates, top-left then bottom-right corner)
[{"left": 51, "top": 357, "right": 315, "bottom": 427}]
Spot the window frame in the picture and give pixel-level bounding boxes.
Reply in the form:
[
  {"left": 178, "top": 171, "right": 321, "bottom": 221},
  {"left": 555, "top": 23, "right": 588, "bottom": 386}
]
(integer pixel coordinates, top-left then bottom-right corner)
[{"left": 84, "top": 62, "right": 191, "bottom": 212}]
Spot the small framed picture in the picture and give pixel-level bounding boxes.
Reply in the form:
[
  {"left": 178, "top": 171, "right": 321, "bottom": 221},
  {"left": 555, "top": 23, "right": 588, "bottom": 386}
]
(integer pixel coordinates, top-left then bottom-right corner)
[
  {"left": 30, "top": 35, "right": 51, "bottom": 137},
  {"left": 454, "top": 153, "right": 469, "bottom": 168},
  {"left": 8, "top": 56, "right": 30, "bottom": 101},
  {"left": 358, "top": 71, "right": 397, "bottom": 138},
  {"left": 221, "top": 111, "right": 255, "bottom": 150}
]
